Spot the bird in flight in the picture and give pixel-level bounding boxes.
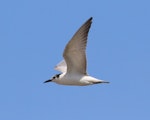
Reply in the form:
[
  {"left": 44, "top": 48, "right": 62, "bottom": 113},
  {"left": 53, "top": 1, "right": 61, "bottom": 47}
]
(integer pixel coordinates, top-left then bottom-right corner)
[{"left": 44, "top": 17, "right": 109, "bottom": 86}]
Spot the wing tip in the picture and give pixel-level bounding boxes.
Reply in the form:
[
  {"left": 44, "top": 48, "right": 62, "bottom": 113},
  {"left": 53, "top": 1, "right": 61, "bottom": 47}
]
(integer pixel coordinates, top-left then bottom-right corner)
[
  {"left": 89, "top": 17, "right": 93, "bottom": 20},
  {"left": 87, "top": 17, "right": 93, "bottom": 22},
  {"left": 85, "top": 17, "right": 93, "bottom": 27}
]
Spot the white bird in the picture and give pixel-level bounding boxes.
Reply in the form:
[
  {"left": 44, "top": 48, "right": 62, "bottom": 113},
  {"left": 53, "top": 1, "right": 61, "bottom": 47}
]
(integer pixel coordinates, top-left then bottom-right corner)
[{"left": 44, "top": 17, "right": 109, "bottom": 86}]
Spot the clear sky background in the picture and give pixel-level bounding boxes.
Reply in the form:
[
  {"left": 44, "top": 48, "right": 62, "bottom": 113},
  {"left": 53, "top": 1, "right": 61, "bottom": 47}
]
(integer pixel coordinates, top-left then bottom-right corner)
[{"left": 0, "top": 0, "right": 150, "bottom": 120}]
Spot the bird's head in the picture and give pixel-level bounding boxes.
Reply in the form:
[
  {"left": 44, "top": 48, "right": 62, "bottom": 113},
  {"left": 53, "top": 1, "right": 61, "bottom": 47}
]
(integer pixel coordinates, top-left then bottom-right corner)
[{"left": 44, "top": 73, "right": 61, "bottom": 83}]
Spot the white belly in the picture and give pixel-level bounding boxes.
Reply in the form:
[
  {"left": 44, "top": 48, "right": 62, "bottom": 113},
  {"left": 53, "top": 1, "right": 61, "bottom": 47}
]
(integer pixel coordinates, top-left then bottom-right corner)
[{"left": 53, "top": 73, "right": 103, "bottom": 86}]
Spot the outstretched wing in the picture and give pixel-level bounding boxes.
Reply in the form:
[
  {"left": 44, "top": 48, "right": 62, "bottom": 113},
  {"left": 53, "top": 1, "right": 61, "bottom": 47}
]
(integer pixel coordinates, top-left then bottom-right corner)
[
  {"left": 63, "top": 17, "right": 92, "bottom": 75},
  {"left": 54, "top": 60, "right": 67, "bottom": 73}
]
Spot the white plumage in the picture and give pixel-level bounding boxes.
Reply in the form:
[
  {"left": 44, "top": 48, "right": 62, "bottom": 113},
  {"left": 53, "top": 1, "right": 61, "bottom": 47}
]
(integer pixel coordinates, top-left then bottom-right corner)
[{"left": 44, "top": 17, "right": 109, "bottom": 86}]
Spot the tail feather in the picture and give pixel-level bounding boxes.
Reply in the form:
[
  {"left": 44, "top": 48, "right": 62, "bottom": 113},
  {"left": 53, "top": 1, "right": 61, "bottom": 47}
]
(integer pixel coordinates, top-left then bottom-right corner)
[{"left": 93, "top": 81, "right": 109, "bottom": 84}]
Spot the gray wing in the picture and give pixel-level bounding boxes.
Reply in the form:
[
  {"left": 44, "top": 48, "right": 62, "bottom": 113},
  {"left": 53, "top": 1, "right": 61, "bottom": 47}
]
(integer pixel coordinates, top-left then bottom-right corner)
[
  {"left": 54, "top": 60, "right": 67, "bottom": 73},
  {"left": 63, "top": 17, "right": 92, "bottom": 75}
]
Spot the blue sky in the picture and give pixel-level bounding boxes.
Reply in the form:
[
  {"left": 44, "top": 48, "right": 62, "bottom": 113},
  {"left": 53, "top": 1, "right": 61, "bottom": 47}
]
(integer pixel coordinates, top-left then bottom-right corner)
[{"left": 0, "top": 0, "right": 150, "bottom": 120}]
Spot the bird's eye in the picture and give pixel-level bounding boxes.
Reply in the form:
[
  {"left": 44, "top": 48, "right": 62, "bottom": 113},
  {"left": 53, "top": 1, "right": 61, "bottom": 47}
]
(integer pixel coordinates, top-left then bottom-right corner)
[{"left": 53, "top": 76, "right": 55, "bottom": 79}]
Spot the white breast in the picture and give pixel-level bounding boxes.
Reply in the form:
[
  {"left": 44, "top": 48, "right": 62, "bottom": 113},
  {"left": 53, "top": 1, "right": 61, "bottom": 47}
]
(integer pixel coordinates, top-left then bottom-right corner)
[{"left": 53, "top": 73, "right": 103, "bottom": 86}]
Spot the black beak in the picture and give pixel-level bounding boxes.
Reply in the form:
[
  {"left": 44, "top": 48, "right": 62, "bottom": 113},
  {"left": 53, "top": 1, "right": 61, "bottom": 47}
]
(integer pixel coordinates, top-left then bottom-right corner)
[{"left": 44, "top": 79, "right": 52, "bottom": 83}]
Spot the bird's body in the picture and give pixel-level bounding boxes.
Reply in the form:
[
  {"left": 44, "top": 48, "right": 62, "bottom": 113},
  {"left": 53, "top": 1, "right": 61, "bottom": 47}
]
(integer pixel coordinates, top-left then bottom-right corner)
[
  {"left": 51, "top": 72, "right": 108, "bottom": 86},
  {"left": 44, "top": 17, "right": 109, "bottom": 86}
]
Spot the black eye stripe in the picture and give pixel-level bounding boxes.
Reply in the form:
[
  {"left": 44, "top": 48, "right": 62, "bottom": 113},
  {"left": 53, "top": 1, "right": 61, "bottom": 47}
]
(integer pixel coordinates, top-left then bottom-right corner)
[
  {"left": 52, "top": 73, "right": 61, "bottom": 79},
  {"left": 56, "top": 73, "right": 61, "bottom": 78}
]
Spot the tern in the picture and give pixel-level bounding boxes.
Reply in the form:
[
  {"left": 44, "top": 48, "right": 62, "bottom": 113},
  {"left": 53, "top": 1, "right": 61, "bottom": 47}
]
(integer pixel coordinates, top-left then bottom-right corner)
[{"left": 44, "top": 17, "right": 109, "bottom": 86}]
